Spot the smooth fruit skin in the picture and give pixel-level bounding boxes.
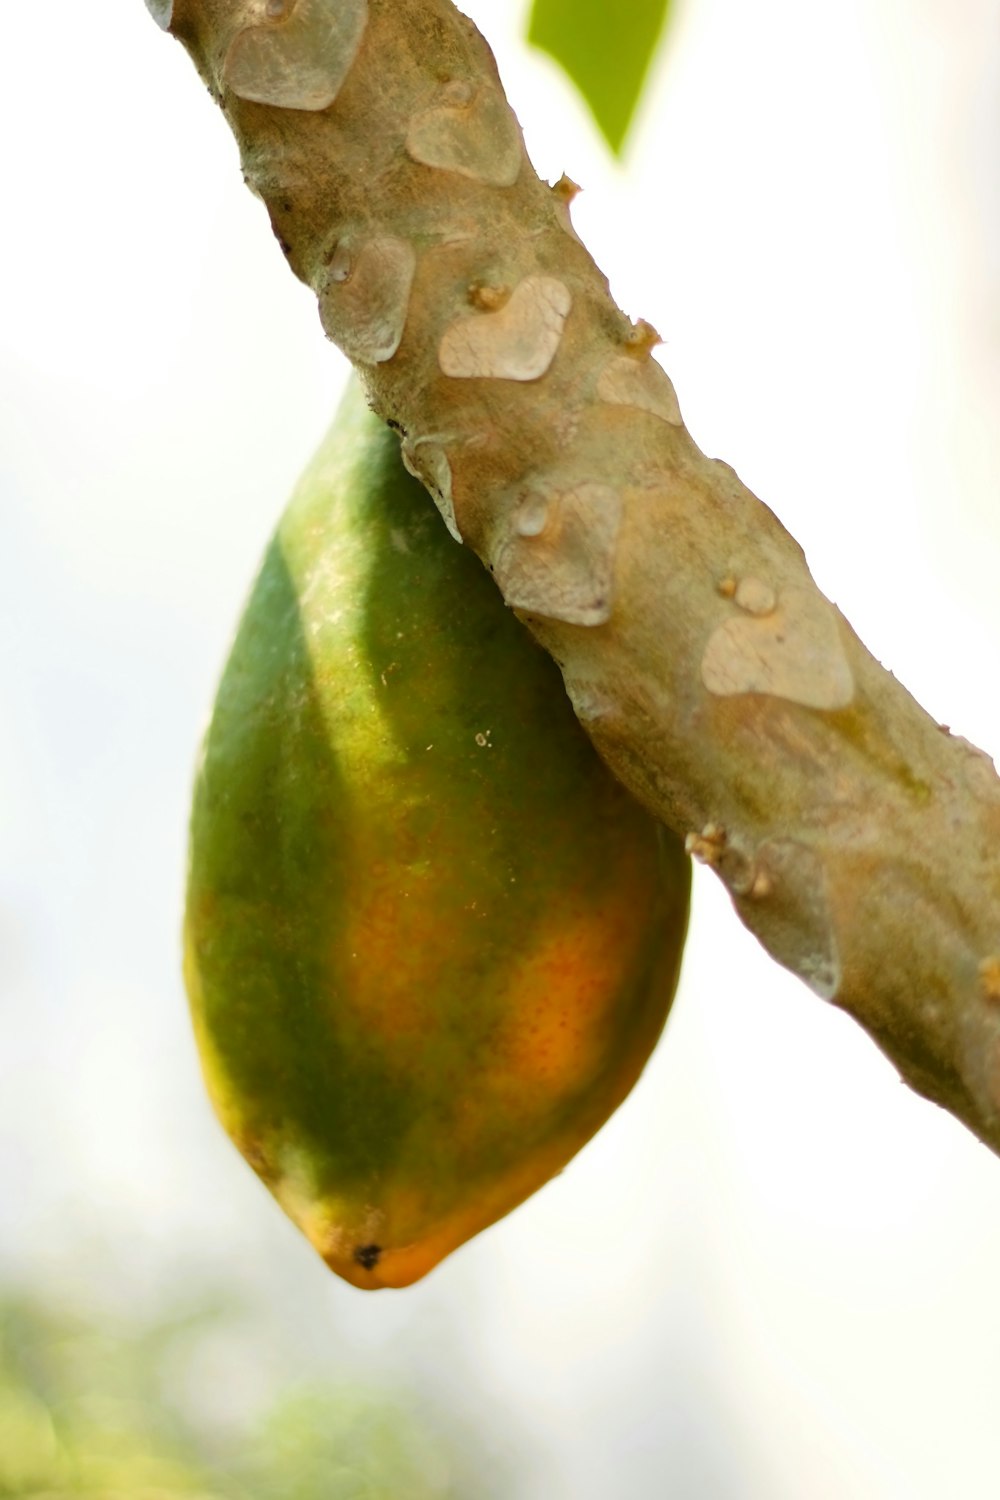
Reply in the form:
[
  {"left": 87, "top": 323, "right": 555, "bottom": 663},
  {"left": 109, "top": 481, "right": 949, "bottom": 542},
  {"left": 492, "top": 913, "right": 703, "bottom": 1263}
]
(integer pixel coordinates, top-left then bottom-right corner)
[{"left": 184, "top": 381, "right": 690, "bottom": 1289}]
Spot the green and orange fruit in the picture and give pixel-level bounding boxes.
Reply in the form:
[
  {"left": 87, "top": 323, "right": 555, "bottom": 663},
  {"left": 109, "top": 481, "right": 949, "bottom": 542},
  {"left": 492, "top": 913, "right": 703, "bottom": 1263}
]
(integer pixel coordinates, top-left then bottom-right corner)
[{"left": 184, "top": 381, "right": 689, "bottom": 1288}]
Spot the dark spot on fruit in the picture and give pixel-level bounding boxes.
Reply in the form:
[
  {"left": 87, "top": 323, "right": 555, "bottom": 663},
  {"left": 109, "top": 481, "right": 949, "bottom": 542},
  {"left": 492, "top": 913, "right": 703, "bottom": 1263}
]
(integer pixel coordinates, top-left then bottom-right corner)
[{"left": 354, "top": 1243, "right": 382, "bottom": 1270}]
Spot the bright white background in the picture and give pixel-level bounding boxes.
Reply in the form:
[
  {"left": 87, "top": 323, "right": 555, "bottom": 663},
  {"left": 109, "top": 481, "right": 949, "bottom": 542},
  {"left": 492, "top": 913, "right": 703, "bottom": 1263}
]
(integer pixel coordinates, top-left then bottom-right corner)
[{"left": 2, "top": 0, "right": 1000, "bottom": 1494}]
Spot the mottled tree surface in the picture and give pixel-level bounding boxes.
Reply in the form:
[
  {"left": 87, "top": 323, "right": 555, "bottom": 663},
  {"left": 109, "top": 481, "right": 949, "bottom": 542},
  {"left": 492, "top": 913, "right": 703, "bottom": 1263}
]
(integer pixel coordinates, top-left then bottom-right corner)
[{"left": 152, "top": 0, "right": 1000, "bottom": 1153}]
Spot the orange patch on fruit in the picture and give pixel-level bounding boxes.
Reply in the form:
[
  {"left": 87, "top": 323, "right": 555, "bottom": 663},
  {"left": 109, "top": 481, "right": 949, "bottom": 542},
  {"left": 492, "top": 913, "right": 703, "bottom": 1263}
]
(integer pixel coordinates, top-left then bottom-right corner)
[{"left": 495, "top": 884, "right": 655, "bottom": 1092}]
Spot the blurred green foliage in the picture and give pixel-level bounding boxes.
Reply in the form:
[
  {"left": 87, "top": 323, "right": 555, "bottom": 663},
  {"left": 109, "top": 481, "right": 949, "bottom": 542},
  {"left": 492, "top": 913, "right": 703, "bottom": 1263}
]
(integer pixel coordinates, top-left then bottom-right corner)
[
  {"left": 527, "top": 0, "right": 671, "bottom": 154},
  {"left": 0, "top": 1294, "right": 506, "bottom": 1498}
]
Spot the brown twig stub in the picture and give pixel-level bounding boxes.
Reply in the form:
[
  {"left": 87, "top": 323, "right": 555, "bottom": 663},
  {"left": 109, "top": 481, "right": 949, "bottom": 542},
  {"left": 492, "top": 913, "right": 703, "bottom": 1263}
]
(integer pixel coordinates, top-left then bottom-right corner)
[{"left": 159, "top": 0, "right": 1000, "bottom": 1153}]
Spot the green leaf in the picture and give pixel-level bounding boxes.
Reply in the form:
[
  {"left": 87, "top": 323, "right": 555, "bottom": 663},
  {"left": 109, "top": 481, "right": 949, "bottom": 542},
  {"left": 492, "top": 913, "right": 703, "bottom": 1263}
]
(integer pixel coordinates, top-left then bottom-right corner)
[{"left": 527, "top": 0, "right": 671, "bottom": 155}]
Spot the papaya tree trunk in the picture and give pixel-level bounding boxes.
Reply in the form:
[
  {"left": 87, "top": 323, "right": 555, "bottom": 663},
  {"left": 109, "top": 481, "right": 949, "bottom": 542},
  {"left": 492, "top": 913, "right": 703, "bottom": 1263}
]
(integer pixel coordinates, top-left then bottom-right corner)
[{"left": 151, "top": 0, "right": 1000, "bottom": 1154}]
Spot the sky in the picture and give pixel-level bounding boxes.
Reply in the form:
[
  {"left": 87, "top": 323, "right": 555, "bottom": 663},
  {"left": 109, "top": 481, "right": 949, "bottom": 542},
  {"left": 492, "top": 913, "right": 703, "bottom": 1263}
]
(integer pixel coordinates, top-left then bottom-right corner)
[{"left": 2, "top": 0, "right": 1000, "bottom": 1495}]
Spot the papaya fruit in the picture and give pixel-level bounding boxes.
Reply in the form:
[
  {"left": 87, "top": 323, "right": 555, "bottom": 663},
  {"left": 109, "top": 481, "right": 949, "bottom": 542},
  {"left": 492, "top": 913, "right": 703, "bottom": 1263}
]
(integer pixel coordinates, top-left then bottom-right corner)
[{"left": 183, "top": 380, "right": 690, "bottom": 1289}]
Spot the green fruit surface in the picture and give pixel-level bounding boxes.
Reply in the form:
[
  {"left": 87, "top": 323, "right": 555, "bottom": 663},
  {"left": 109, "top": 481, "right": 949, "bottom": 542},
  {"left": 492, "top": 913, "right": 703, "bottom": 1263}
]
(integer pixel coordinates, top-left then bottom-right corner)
[{"left": 184, "top": 380, "right": 690, "bottom": 1288}]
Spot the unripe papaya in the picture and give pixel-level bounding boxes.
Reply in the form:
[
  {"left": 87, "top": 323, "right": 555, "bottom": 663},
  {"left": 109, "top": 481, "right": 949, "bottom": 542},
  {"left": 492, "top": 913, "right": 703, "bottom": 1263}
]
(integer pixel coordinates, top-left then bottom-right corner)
[{"left": 184, "top": 380, "right": 690, "bottom": 1289}]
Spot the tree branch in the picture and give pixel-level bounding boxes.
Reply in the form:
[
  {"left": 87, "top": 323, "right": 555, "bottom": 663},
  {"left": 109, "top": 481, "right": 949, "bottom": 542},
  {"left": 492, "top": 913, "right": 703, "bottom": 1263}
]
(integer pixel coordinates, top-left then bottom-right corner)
[{"left": 153, "top": 0, "right": 1000, "bottom": 1151}]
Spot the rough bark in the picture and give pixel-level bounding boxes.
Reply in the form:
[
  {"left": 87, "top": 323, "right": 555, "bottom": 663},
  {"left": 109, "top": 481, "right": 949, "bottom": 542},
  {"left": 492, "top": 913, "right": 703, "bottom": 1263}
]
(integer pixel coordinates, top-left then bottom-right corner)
[{"left": 151, "top": 0, "right": 1000, "bottom": 1151}]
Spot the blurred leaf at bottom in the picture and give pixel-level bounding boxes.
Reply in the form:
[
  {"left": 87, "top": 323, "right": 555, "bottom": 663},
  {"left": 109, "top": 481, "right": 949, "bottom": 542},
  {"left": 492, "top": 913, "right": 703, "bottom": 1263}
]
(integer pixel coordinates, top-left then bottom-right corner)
[{"left": 0, "top": 1293, "right": 510, "bottom": 1499}]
